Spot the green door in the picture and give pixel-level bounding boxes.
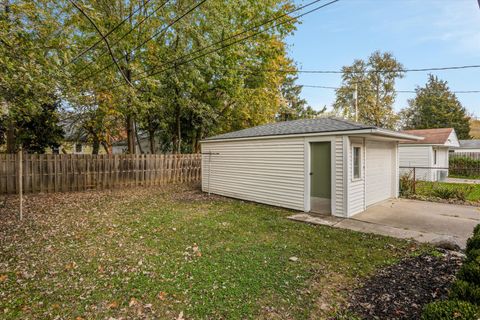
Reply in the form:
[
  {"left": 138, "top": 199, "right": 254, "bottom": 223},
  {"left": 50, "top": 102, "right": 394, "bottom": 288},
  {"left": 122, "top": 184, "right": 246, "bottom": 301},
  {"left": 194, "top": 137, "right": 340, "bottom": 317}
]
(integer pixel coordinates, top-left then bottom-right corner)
[{"left": 310, "top": 142, "right": 331, "bottom": 199}]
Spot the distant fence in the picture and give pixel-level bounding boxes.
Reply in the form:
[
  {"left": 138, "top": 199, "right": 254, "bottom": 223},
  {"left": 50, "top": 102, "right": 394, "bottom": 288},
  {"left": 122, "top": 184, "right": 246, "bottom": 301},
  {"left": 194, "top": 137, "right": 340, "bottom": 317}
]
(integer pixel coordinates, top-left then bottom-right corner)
[
  {"left": 0, "top": 154, "right": 201, "bottom": 195},
  {"left": 450, "top": 152, "right": 480, "bottom": 160}
]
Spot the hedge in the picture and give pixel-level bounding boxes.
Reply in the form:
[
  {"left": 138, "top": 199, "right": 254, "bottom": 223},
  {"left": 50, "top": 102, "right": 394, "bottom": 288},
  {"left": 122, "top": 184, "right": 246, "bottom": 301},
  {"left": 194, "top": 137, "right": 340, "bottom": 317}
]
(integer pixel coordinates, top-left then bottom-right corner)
[{"left": 421, "top": 300, "right": 479, "bottom": 320}]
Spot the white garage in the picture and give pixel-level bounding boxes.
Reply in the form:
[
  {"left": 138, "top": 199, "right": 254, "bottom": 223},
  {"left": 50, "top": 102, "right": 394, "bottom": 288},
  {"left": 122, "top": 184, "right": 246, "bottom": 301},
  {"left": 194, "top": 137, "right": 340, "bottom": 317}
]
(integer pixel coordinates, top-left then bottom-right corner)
[
  {"left": 365, "top": 141, "right": 396, "bottom": 206},
  {"left": 201, "top": 117, "right": 421, "bottom": 218}
]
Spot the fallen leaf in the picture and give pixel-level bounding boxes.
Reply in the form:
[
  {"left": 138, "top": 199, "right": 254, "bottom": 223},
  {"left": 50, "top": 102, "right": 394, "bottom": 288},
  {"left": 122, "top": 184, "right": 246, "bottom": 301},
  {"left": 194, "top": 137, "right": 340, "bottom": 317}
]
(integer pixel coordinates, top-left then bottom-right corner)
[
  {"left": 107, "top": 301, "right": 118, "bottom": 309},
  {"left": 0, "top": 274, "right": 7, "bottom": 282},
  {"left": 158, "top": 291, "right": 167, "bottom": 301},
  {"left": 177, "top": 311, "right": 184, "bottom": 320},
  {"left": 129, "top": 297, "right": 138, "bottom": 307}
]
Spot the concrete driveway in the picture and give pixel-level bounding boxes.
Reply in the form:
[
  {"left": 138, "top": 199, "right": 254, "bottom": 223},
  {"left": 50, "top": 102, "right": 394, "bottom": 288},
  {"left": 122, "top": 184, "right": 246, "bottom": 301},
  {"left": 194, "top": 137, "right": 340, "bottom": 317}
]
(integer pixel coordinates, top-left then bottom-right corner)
[{"left": 289, "top": 199, "right": 480, "bottom": 249}]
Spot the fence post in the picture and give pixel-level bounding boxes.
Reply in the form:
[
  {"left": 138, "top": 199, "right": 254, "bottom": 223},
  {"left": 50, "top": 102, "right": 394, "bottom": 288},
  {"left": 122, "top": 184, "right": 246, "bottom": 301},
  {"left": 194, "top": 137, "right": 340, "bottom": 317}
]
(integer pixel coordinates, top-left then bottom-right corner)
[
  {"left": 18, "top": 148, "right": 23, "bottom": 220},
  {"left": 413, "top": 167, "right": 416, "bottom": 194}
]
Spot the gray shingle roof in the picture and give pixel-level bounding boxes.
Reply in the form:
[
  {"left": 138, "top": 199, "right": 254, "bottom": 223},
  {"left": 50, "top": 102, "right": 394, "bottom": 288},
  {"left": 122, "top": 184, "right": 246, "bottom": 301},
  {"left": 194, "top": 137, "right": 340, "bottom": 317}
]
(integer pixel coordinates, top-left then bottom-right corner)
[
  {"left": 204, "top": 117, "right": 376, "bottom": 141},
  {"left": 459, "top": 140, "right": 480, "bottom": 149}
]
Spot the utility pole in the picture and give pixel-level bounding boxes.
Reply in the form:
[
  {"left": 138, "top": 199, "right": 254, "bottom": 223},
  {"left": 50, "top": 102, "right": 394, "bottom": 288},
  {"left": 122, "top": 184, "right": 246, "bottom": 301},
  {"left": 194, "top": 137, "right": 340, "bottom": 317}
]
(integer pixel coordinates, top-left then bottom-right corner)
[{"left": 354, "top": 83, "right": 359, "bottom": 122}]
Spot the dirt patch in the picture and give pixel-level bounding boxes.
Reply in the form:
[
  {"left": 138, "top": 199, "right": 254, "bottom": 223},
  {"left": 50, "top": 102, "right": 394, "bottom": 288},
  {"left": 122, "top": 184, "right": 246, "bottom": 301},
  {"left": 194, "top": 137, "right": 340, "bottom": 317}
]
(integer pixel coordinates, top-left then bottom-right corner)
[{"left": 346, "top": 251, "right": 463, "bottom": 319}]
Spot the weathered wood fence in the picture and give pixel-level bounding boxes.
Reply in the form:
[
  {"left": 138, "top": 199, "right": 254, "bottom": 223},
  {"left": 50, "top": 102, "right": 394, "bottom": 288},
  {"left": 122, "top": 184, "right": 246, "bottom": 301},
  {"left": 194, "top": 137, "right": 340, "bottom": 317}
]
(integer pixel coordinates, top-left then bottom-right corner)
[{"left": 0, "top": 154, "right": 202, "bottom": 195}]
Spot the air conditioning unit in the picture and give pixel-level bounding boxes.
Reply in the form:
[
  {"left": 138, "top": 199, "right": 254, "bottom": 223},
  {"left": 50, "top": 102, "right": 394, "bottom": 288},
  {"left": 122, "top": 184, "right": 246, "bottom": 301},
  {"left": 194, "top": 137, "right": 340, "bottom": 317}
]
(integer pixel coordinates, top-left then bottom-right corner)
[{"left": 437, "top": 170, "right": 448, "bottom": 182}]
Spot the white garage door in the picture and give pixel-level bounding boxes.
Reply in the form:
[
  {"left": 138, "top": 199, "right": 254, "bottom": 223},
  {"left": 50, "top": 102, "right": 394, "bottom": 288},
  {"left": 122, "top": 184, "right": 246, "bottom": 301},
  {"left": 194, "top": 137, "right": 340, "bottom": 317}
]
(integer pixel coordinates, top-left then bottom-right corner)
[{"left": 366, "top": 141, "right": 394, "bottom": 206}]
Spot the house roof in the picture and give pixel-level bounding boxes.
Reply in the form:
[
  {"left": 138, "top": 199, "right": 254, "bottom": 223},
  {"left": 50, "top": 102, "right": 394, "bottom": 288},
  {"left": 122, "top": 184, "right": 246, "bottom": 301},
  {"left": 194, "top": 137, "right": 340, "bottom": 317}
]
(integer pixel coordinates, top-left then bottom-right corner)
[
  {"left": 203, "top": 117, "right": 421, "bottom": 142},
  {"left": 458, "top": 140, "right": 480, "bottom": 149},
  {"left": 400, "top": 128, "right": 455, "bottom": 145}
]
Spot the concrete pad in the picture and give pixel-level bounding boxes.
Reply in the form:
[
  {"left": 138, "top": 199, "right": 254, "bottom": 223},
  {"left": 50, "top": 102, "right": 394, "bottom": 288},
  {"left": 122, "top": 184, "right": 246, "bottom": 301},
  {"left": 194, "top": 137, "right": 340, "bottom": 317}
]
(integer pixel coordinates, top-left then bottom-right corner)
[
  {"left": 288, "top": 213, "right": 342, "bottom": 227},
  {"left": 288, "top": 199, "right": 480, "bottom": 249}
]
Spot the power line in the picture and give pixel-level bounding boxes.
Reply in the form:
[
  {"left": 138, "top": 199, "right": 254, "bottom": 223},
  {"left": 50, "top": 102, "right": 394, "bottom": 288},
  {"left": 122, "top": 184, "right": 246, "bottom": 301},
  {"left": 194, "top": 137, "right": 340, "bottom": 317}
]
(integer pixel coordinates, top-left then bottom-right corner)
[
  {"left": 300, "top": 84, "right": 480, "bottom": 94},
  {"left": 69, "top": 0, "right": 133, "bottom": 87},
  {"left": 78, "top": 0, "right": 208, "bottom": 85},
  {"left": 131, "top": 0, "right": 340, "bottom": 84},
  {"left": 67, "top": 0, "right": 153, "bottom": 66},
  {"left": 229, "top": 64, "right": 480, "bottom": 74},
  {"left": 73, "top": 0, "right": 171, "bottom": 77},
  {"left": 131, "top": 0, "right": 328, "bottom": 81}
]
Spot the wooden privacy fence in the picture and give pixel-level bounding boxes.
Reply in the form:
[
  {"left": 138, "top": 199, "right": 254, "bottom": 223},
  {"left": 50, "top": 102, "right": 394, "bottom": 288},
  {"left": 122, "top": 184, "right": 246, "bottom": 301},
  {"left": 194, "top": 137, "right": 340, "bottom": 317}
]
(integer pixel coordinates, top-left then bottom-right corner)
[
  {"left": 0, "top": 154, "right": 202, "bottom": 195},
  {"left": 450, "top": 152, "right": 480, "bottom": 160}
]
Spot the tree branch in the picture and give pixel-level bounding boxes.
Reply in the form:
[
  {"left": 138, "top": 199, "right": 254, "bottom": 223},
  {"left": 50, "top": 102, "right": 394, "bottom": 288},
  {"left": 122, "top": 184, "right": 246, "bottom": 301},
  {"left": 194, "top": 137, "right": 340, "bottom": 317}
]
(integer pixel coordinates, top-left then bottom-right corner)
[{"left": 69, "top": 0, "right": 134, "bottom": 88}]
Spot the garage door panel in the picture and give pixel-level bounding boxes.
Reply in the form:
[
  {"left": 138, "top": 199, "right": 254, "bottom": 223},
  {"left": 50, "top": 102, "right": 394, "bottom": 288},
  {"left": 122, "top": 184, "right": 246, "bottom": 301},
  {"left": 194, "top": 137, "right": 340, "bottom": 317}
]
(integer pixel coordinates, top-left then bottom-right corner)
[{"left": 366, "top": 141, "right": 394, "bottom": 206}]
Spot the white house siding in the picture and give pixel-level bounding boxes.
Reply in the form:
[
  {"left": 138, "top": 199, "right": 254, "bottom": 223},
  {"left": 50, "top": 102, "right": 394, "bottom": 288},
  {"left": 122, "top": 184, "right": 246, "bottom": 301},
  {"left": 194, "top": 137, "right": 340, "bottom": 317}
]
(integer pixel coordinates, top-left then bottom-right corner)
[
  {"left": 399, "top": 146, "right": 432, "bottom": 181},
  {"left": 347, "top": 137, "right": 365, "bottom": 216},
  {"left": 201, "top": 137, "right": 306, "bottom": 211},
  {"left": 334, "top": 136, "right": 345, "bottom": 217}
]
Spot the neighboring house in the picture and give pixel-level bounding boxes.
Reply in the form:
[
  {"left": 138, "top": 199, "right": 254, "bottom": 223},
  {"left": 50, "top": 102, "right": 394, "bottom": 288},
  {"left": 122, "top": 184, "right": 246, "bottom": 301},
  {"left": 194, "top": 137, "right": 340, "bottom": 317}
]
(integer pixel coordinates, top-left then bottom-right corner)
[
  {"left": 399, "top": 128, "right": 460, "bottom": 181},
  {"left": 112, "top": 132, "right": 160, "bottom": 154},
  {"left": 451, "top": 140, "right": 480, "bottom": 153},
  {"left": 200, "top": 117, "right": 420, "bottom": 218}
]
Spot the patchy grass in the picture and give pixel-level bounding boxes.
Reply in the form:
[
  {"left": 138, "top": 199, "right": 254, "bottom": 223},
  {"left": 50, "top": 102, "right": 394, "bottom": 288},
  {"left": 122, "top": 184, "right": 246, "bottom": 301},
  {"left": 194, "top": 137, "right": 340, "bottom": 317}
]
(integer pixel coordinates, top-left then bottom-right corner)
[
  {"left": 0, "top": 186, "right": 427, "bottom": 319},
  {"left": 416, "top": 181, "right": 480, "bottom": 202}
]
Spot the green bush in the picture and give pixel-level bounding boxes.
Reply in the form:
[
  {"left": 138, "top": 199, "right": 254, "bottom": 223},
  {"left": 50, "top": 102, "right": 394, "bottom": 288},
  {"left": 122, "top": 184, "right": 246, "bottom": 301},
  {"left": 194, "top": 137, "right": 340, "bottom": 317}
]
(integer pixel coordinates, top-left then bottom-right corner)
[
  {"left": 466, "top": 248, "right": 480, "bottom": 263},
  {"left": 466, "top": 235, "right": 480, "bottom": 256},
  {"left": 421, "top": 300, "right": 479, "bottom": 320},
  {"left": 450, "top": 157, "right": 480, "bottom": 178},
  {"left": 458, "top": 262, "right": 480, "bottom": 287},
  {"left": 431, "top": 184, "right": 472, "bottom": 201},
  {"left": 450, "top": 280, "right": 480, "bottom": 305},
  {"left": 474, "top": 224, "right": 480, "bottom": 237}
]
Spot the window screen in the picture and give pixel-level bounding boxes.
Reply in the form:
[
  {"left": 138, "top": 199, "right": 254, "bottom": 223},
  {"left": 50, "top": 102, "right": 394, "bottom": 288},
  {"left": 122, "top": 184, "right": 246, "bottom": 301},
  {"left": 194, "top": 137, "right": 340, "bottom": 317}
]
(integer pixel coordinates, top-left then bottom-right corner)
[{"left": 353, "top": 146, "right": 361, "bottom": 179}]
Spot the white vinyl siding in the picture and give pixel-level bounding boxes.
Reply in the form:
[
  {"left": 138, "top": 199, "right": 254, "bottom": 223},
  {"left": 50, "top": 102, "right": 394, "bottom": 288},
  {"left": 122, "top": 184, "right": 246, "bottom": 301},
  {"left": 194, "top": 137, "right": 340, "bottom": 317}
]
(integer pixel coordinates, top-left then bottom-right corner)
[
  {"left": 201, "top": 138, "right": 305, "bottom": 210},
  {"left": 334, "top": 136, "right": 345, "bottom": 217},
  {"left": 365, "top": 141, "right": 395, "bottom": 206},
  {"left": 399, "top": 146, "right": 431, "bottom": 167},
  {"left": 348, "top": 137, "right": 365, "bottom": 216}
]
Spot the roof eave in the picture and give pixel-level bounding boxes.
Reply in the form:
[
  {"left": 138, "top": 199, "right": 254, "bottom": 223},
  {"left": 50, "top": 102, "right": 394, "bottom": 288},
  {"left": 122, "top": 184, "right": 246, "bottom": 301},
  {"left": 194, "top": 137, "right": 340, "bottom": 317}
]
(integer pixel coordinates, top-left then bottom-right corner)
[
  {"left": 372, "top": 129, "right": 425, "bottom": 141},
  {"left": 200, "top": 128, "right": 421, "bottom": 143}
]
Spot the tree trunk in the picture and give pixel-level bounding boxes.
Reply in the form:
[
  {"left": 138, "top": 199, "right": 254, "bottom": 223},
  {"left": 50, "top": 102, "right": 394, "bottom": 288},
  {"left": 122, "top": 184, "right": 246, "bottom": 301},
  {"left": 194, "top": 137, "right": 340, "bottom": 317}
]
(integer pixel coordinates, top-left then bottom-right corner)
[
  {"left": 134, "top": 121, "right": 144, "bottom": 154},
  {"left": 6, "top": 120, "right": 15, "bottom": 153},
  {"left": 92, "top": 136, "right": 100, "bottom": 155},
  {"left": 149, "top": 129, "right": 156, "bottom": 154},
  {"left": 126, "top": 114, "right": 135, "bottom": 154}
]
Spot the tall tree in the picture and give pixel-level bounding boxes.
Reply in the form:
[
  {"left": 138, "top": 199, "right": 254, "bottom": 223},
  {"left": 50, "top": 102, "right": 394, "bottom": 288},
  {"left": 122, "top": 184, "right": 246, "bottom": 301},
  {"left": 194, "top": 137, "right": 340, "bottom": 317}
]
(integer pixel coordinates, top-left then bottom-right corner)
[
  {"left": 334, "top": 51, "right": 404, "bottom": 128},
  {"left": 400, "top": 75, "right": 471, "bottom": 139},
  {"left": 0, "top": 0, "right": 70, "bottom": 152}
]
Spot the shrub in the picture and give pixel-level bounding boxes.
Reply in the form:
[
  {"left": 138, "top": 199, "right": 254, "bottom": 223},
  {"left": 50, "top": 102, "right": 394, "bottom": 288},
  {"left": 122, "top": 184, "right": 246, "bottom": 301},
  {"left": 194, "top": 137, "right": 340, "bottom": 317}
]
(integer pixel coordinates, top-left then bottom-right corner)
[
  {"left": 466, "top": 235, "right": 480, "bottom": 256},
  {"left": 457, "top": 262, "right": 480, "bottom": 287},
  {"left": 421, "top": 300, "right": 479, "bottom": 320},
  {"left": 466, "top": 248, "right": 480, "bottom": 263},
  {"left": 450, "top": 280, "right": 480, "bottom": 305},
  {"left": 474, "top": 224, "right": 480, "bottom": 237},
  {"left": 400, "top": 173, "right": 415, "bottom": 197},
  {"left": 431, "top": 184, "right": 472, "bottom": 201},
  {"left": 450, "top": 157, "right": 480, "bottom": 178}
]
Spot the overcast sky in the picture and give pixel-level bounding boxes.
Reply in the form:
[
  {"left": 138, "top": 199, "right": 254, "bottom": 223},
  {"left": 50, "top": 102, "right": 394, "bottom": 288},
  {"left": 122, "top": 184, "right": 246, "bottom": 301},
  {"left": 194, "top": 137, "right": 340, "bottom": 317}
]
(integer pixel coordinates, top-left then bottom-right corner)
[{"left": 287, "top": 0, "right": 480, "bottom": 117}]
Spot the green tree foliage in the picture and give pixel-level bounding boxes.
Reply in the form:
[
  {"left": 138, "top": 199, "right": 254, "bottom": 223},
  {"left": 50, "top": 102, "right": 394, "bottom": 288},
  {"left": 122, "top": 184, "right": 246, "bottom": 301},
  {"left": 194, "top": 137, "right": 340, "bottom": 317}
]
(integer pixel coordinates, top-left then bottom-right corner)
[
  {"left": 334, "top": 51, "right": 404, "bottom": 129},
  {"left": 0, "top": 0, "right": 70, "bottom": 152},
  {"left": 400, "top": 75, "right": 471, "bottom": 139},
  {"left": 67, "top": 0, "right": 298, "bottom": 154},
  {"left": 15, "top": 101, "right": 64, "bottom": 153}
]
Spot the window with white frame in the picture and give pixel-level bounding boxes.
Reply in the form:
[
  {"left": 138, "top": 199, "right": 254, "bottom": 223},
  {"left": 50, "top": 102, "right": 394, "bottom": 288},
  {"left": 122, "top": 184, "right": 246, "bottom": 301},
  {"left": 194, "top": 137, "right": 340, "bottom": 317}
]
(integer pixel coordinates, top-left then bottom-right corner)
[
  {"left": 353, "top": 145, "right": 362, "bottom": 180},
  {"left": 433, "top": 149, "right": 437, "bottom": 165}
]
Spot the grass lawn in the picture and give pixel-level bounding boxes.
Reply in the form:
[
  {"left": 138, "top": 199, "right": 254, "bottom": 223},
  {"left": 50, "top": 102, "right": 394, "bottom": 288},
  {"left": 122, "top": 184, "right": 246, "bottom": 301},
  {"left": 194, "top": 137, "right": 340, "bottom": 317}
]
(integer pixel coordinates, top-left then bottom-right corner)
[
  {"left": 0, "top": 186, "right": 427, "bottom": 319},
  {"left": 415, "top": 181, "right": 480, "bottom": 202}
]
